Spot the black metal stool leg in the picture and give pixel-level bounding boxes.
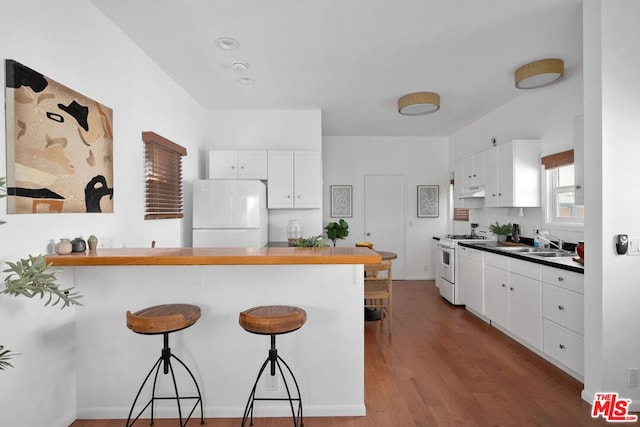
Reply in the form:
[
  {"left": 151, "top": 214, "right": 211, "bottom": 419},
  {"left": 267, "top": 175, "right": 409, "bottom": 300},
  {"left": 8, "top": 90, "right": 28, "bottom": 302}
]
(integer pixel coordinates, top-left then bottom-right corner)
[
  {"left": 240, "top": 335, "right": 303, "bottom": 427},
  {"left": 126, "top": 332, "right": 204, "bottom": 427}
]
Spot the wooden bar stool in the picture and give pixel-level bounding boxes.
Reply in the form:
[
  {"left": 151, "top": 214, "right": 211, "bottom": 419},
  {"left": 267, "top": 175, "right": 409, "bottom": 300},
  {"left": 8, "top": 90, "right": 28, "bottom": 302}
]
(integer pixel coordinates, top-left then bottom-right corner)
[
  {"left": 125, "top": 304, "right": 204, "bottom": 427},
  {"left": 239, "top": 305, "right": 307, "bottom": 427}
]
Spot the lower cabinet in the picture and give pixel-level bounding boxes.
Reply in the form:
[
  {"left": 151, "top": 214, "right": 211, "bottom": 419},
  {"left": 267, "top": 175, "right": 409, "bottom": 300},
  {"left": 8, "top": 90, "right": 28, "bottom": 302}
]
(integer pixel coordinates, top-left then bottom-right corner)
[
  {"left": 484, "top": 263, "right": 509, "bottom": 328},
  {"left": 480, "top": 252, "right": 584, "bottom": 380},
  {"left": 541, "top": 266, "right": 584, "bottom": 377},
  {"left": 508, "top": 271, "right": 542, "bottom": 350}
]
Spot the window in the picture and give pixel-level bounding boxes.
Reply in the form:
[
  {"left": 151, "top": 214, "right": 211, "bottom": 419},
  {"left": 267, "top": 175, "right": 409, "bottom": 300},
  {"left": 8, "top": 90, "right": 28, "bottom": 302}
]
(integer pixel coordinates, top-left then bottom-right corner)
[
  {"left": 142, "top": 131, "right": 187, "bottom": 220},
  {"left": 541, "top": 150, "right": 583, "bottom": 225}
]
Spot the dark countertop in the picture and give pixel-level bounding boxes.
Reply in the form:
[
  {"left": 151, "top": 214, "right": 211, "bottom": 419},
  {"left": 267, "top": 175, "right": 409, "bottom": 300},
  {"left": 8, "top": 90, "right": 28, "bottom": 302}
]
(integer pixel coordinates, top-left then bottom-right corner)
[{"left": 458, "top": 241, "right": 584, "bottom": 274}]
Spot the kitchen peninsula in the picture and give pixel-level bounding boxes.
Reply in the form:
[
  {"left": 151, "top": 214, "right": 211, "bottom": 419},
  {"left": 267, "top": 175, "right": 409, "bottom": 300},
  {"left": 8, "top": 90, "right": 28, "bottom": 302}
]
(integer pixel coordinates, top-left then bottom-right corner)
[{"left": 47, "top": 247, "right": 380, "bottom": 420}]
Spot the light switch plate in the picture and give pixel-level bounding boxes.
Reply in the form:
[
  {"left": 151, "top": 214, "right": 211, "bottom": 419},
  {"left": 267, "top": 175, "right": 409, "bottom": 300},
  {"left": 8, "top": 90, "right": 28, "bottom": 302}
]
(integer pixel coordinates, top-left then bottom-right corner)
[{"left": 627, "top": 237, "right": 640, "bottom": 256}]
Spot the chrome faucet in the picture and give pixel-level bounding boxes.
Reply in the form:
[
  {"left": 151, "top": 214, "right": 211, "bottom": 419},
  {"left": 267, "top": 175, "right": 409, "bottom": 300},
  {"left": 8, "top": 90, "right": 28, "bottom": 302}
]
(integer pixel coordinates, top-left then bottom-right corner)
[{"left": 539, "top": 231, "right": 564, "bottom": 250}]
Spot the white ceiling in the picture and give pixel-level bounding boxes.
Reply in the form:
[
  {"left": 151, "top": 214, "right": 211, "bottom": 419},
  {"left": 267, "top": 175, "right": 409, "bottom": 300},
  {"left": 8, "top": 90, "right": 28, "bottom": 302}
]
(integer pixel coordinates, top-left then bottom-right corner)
[{"left": 89, "top": 0, "right": 583, "bottom": 137}]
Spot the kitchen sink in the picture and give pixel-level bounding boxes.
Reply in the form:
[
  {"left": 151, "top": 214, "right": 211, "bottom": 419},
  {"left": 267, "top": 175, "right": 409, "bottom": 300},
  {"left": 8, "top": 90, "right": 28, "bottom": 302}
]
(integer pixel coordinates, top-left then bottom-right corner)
[{"left": 526, "top": 251, "right": 575, "bottom": 258}]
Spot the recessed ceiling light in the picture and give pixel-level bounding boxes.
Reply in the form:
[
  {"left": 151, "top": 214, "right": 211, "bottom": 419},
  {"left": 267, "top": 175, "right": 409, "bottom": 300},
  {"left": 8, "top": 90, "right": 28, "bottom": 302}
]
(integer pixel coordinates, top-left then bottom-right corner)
[
  {"left": 231, "top": 61, "right": 249, "bottom": 73},
  {"left": 238, "top": 77, "right": 255, "bottom": 84},
  {"left": 215, "top": 37, "right": 239, "bottom": 50}
]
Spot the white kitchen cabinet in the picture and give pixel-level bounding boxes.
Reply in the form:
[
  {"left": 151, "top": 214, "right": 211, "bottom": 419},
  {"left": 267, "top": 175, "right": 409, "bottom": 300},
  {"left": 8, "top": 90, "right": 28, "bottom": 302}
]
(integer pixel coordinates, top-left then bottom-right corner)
[
  {"left": 463, "top": 152, "right": 485, "bottom": 190},
  {"left": 453, "top": 158, "right": 484, "bottom": 209},
  {"left": 459, "top": 246, "right": 484, "bottom": 315},
  {"left": 508, "top": 271, "right": 543, "bottom": 351},
  {"left": 484, "top": 139, "right": 540, "bottom": 208},
  {"left": 208, "top": 150, "right": 267, "bottom": 180},
  {"left": 542, "top": 266, "right": 584, "bottom": 377},
  {"left": 484, "top": 261, "right": 509, "bottom": 328},
  {"left": 267, "top": 150, "right": 322, "bottom": 209}
]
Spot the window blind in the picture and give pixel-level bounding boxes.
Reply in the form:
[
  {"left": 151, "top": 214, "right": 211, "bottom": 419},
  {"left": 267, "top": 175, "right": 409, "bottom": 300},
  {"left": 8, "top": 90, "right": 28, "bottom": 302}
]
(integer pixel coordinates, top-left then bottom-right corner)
[
  {"left": 142, "top": 131, "right": 187, "bottom": 220},
  {"left": 453, "top": 208, "right": 470, "bottom": 222},
  {"left": 541, "top": 149, "right": 573, "bottom": 169}
]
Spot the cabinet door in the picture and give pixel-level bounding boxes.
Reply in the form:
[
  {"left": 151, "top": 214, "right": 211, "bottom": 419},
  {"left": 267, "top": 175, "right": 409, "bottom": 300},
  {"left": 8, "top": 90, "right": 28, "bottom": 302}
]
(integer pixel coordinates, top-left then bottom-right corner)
[
  {"left": 238, "top": 151, "right": 267, "bottom": 179},
  {"left": 508, "top": 272, "right": 542, "bottom": 350},
  {"left": 463, "top": 156, "right": 474, "bottom": 189},
  {"left": 267, "top": 151, "right": 294, "bottom": 208},
  {"left": 484, "top": 148, "right": 499, "bottom": 207},
  {"left": 459, "top": 248, "right": 484, "bottom": 315},
  {"left": 208, "top": 150, "right": 239, "bottom": 179},
  {"left": 471, "top": 152, "right": 485, "bottom": 187},
  {"left": 293, "top": 151, "right": 322, "bottom": 208},
  {"left": 484, "top": 264, "right": 509, "bottom": 328},
  {"left": 496, "top": 143, "right": 514, "bottom": 207}
]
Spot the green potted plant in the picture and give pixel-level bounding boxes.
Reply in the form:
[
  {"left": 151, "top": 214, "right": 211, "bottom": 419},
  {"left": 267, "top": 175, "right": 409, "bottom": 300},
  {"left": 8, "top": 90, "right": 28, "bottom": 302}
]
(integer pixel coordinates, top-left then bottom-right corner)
[
  {"left": 489, "top": 221, "right": 512, "bottom": 242},
  {"left": 325, "top": 219, "right": 349, "bottom": 247},
  {"left": 0, "top": 177, "right": 83, "bottom": 370},
  {"left": 293, "top": 235, "right": 327, "bottom": 247}
]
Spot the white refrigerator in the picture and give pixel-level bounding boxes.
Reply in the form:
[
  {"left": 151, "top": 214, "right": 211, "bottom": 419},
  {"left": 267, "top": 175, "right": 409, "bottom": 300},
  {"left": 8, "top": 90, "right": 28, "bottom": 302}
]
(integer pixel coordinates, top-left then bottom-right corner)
[{"left": 192, "top": 180, "right": 268, "bottom": 247}]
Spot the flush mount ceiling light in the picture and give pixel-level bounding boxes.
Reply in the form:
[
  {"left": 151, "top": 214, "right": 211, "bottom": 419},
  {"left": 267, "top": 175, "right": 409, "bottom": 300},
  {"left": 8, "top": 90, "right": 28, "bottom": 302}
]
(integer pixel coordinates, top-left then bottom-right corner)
[
  {"left": 398, "top": 92, "right": 440, "bottom": 116},
  {"left": 515, "top": 58, "right": 564, "bottom": 89},
  {"left": 215, "top": 37, "right": 240, "bottom": 50},
  {"left": 231, "top": 61, "right": 249, "bottom": 73}
]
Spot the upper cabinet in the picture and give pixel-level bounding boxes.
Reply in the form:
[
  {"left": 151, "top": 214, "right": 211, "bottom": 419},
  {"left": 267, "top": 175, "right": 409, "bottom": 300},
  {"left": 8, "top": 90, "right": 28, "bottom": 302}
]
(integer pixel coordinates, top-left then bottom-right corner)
[
  {"left": 485, "top": 139, "right": 540, "bottom": 208},
  {"left": 463, "top": 152, "right": 485, "bottom": 190},
  {"left": 267, "top": 150, "right": 322, "bottom": 209},
  {"left": 208, "top": 150, "right": 267, "bottom": 180}
]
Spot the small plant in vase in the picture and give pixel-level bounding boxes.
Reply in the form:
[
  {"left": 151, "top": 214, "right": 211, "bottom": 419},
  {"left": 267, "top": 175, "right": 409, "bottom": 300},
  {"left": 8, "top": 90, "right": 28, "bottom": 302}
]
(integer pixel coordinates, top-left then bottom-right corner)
[
  {"left": 489, "top": 221, "right": 512, "bottom": 242},
  {"left": 325, "top": 219, "right": 349, "bottom": 247},
  {"left": 0, "top": 177, "right": 83, "bottom": 370}
]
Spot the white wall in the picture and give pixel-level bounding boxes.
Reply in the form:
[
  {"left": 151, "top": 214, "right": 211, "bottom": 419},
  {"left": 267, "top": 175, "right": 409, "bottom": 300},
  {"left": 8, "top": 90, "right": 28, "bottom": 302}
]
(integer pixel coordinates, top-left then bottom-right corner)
[
  {"left": 202, "top": 110, "right": 324, "bottom": 242},
  {"left": 323, "top": 136, "right": 449, "bottom": 280},
  {"left": 582, "top": 0, "right": 640, "bottom": 410},
  {"left": 0, "top": 1, "right": 206, "bottom": 426},
  {"left": 449, "top": 52, "right": 584, "bottom": 245}
]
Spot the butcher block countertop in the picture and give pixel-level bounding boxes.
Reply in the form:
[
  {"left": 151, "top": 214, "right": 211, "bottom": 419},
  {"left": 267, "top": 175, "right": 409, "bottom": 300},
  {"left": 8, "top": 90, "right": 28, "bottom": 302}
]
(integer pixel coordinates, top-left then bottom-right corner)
[{"left": 46, "top": 247, "right": 381, "bottom": 266}]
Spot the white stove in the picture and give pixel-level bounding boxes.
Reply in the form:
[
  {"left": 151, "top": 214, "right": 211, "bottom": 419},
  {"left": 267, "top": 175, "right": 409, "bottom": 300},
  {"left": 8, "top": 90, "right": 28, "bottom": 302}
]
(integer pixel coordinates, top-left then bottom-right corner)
[{"left": 436, "top": 232, "right": 493, "bottom": 305}]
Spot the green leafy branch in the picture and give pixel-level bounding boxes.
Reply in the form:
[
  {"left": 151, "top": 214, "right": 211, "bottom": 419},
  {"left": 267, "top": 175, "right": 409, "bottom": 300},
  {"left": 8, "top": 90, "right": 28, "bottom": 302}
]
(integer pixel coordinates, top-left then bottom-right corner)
[
  {"left": 293, "top": 235, "right": 327, "bottom": 247},
  {"left": 2, "top": 255, "right": 83, "bottom": 309},
  {"left": 0, "top": 345, "right": 16, "bottom": 371}
]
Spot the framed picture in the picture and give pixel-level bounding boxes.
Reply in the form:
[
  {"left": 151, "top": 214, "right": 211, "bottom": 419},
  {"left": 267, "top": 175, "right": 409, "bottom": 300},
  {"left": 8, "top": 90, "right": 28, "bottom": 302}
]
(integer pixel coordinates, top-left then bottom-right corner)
[
  {"left": 417, "top": 185, "right": 439, "bottom": 218},
  {"left": 330, "top": 185, "right": 352, "bottom": 218}
]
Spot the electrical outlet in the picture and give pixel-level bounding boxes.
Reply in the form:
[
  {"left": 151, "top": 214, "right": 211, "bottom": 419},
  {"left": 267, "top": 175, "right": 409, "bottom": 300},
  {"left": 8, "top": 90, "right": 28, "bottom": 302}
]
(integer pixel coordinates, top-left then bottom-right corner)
[
  {"left": 627, "top": 237, "right": 640, "bottom": 256},
  {"left": 628, "top": 368, "right": 639, "bottom": 387},
  {"left": 266, "top": 374, "right": 278, "bottom": 391}
]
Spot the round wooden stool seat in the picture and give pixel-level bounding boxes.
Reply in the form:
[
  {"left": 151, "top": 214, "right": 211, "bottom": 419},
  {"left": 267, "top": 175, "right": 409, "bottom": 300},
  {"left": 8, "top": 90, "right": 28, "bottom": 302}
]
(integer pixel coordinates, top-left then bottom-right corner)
[
  {"left": 127, "top": 303, "right": 201, "bottom": 335},
  {"left": 239, "top": 305, "right": 307, "bottom": 335}
]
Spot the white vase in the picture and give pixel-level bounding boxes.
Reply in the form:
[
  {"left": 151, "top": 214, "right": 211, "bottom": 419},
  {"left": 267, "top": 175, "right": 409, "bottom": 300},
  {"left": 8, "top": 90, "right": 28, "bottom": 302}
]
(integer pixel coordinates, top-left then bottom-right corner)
[
  {"left": 55, "top": 238, "right": 72, "bottom": 255},
  {"left": 497, "top": 234, "right": 507, "bottom": 243}
]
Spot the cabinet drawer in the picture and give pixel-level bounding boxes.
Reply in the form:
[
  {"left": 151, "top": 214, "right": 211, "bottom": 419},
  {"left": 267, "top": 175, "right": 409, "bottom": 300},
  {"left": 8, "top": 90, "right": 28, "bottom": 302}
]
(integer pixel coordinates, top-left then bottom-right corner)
[
  {"left": 509, "top": 258, "right": 542, "bottom": 280},
  {"left": 543, "top": 320, "right": 584, "bottom": 376},
  {"left": 484, "top": 252, "right": 509, "bottom": 270},
  {"left": 542, "top": 266, "right": 583, "bottom": 294},
  {"left": 543, "top": 284, "right": 584, "bottom": 334}
]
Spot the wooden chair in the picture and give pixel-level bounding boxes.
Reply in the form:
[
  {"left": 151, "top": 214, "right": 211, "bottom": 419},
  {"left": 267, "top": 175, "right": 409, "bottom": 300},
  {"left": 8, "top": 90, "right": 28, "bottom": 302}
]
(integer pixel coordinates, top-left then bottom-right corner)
[{"left": 364, "top": 261, "right": 393, "bottom": 334}]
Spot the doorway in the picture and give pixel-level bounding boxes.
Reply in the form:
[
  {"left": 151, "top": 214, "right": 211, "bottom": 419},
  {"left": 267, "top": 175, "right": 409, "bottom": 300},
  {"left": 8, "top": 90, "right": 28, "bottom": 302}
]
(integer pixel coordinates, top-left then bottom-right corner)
[{"left": 364, "top": 175, "right": 406, "bottom": 279}]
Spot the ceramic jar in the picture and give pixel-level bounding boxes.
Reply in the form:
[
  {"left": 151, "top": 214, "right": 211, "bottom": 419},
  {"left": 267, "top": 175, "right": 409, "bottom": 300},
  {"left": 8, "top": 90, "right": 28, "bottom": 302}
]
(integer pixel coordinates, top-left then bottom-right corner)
[
  {"left": 71, "top": 237, "right": 86, "bottom": 252},
  {"left": 576, "top": 241, "right": 584, "bottom": 259},
  {"left": 287, "top": 219, "right": 302, "bottom": 246},
  {"left": 55, "top": 238, "right": 72, "bottom": 255},
  {"left": 88, "top": 235, "right": 98, "bottom": 253}
]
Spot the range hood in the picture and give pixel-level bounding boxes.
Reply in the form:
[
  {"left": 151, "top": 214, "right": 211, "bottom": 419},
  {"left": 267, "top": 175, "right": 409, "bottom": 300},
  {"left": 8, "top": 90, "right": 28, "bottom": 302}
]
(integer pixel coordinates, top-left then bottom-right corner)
[{"left": 458, "top": 185, "right": 485, "bottom": 198}]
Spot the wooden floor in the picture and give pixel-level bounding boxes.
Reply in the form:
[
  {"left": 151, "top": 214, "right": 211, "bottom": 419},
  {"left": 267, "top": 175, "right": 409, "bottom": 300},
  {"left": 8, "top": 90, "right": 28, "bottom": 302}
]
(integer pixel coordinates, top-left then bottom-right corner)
[{"left": 72, "top": 280, "right": 615, "bottom": 427}]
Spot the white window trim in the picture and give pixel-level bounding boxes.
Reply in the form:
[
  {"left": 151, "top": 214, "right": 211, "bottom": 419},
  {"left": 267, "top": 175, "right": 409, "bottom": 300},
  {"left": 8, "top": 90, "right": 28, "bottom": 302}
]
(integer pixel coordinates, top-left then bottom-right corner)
[{"left": 542, "top": 165, "right": 584, "bottom": 230}]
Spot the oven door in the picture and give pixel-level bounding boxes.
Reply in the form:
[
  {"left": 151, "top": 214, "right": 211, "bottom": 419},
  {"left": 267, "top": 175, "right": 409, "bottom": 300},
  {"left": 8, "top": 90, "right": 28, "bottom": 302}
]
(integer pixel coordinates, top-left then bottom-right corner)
[{"left": 437, "top": 244, "right": 455, "bottom": 284}]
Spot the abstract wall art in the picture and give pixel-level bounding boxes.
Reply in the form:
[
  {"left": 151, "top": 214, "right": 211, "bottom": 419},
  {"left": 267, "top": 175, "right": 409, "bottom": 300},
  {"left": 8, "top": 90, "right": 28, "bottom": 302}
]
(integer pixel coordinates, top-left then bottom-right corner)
[
  {"left": 4, "top": 59, "right": 114, "bottom": 214},
  {"left": 330, "top": 185, "right": 352, "bottom": 218},
  {"left": 417, "top": 185, "right": 438, "bottom": 218}
]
